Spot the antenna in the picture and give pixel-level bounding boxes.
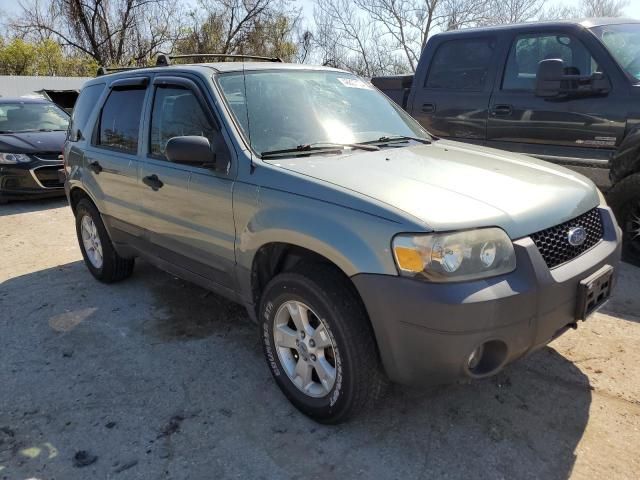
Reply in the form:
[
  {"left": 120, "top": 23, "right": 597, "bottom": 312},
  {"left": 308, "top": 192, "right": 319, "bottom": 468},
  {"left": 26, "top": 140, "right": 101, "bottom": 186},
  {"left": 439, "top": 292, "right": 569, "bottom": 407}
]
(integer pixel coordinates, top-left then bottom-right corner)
[{"left": 241, "top": 59, "right": 256, "bottom": 174}]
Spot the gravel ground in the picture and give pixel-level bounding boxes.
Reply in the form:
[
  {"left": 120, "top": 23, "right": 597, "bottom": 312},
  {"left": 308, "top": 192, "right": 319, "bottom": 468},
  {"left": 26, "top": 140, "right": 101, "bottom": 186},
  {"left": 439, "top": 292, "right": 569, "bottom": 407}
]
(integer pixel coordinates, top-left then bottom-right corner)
[{"left": 1, "top": 198, "right": 639, "bottom": 480}]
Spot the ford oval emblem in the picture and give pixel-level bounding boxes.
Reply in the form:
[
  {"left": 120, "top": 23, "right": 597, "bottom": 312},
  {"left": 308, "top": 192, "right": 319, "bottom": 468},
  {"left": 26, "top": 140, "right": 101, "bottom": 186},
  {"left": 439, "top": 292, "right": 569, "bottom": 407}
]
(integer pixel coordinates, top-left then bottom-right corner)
[{"left": 567, "top": 226, "right": 587, "bottom": 246}]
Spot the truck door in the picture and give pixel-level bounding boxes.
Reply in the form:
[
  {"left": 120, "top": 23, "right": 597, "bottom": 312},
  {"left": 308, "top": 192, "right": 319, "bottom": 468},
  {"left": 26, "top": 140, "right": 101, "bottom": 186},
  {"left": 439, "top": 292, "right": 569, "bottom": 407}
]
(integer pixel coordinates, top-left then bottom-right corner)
[
  {"left": 408, "top": 35, "right": 498, "bottom": 142},
  {"left": 486, "top": 30, "right": 628, "bottom": 187}
]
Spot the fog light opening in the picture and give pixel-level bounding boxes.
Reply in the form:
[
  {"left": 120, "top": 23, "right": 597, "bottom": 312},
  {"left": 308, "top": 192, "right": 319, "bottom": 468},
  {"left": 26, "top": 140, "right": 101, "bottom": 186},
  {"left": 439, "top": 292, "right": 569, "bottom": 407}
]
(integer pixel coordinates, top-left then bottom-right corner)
[{"left": 466, "top": 340, "right": 508, "bottom": 377}]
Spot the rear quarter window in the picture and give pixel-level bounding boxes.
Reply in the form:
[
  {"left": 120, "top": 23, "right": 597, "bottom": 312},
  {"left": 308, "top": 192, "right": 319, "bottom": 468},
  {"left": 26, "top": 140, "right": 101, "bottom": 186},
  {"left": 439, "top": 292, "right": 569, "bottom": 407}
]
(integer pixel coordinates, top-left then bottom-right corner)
[
  {"left": 425, "top": 37, "right": 496, "bottom": 91},
  {"left": 68, "top": 83, "right": 105, "bottom": 142}
]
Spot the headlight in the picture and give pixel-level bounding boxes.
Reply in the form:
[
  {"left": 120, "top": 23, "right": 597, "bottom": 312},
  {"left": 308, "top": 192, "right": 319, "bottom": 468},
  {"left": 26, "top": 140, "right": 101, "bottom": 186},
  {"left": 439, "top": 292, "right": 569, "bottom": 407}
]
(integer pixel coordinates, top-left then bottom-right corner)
[
  {"left": 0, "top": 153, "right": 31, "bottom": 164},
  {"left": 392, "top": 228, "right": 516, "bottom": 282}
]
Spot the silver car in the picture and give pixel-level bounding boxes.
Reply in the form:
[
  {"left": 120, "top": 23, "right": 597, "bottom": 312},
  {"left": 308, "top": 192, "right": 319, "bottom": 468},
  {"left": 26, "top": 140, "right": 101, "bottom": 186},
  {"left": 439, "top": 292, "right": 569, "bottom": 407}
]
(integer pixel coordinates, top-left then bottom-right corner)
[{"left": 64, "top": 57, "right": 621, "bottom": 423}]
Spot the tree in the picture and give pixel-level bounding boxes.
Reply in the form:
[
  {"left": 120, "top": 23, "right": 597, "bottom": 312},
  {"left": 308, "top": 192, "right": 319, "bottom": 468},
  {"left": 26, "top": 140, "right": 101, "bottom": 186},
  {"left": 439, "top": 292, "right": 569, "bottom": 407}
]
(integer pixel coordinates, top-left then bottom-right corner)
[
  {"left": 11, "top": 0, "right": 183, "bottom": 66},
  {"left": 174, "top": 0, "right": 299, "bottom": 61},
  {"left": 580, "top": 0, "right": 629, "bottom": 17},
  {"left": 0, "top": 37, "right": 97, "bottom": 75}
]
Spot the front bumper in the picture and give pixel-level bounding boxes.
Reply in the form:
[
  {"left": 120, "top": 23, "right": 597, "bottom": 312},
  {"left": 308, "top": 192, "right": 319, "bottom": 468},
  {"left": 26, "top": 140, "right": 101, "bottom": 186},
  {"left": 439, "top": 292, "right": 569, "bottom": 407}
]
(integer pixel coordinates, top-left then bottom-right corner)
[
  {"left": 0, "top": 160, "right": 65, "bottom": 200},
  {"left": 352, "top": 206, "right": 622, "bottom": 386}
]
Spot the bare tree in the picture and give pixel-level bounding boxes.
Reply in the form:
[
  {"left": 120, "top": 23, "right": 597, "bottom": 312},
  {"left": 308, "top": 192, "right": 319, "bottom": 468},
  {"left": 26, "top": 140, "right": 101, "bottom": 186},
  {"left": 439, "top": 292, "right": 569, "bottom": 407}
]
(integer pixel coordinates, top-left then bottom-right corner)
[
  {"left": 176, "top": 0, "right": 300, "bottom": 59},
  {"left": 313, "top": 0, "right": 403, "bottom": 76},
  {"left": 11, "top": 0, "right": 183, "bottom": 66},
  {"left": 482, "top": 0, "right": 547, "bottom": 25},
  {"left": 580, "top": 0, "right": 629, "bottom": 17}
]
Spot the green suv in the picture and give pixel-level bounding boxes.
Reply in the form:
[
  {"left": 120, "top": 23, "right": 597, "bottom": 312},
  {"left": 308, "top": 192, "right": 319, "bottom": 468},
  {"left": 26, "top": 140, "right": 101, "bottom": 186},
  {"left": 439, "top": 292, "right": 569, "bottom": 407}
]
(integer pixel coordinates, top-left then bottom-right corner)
[{"left": 64, "top": 56, "right": 621, "bottom": 423}]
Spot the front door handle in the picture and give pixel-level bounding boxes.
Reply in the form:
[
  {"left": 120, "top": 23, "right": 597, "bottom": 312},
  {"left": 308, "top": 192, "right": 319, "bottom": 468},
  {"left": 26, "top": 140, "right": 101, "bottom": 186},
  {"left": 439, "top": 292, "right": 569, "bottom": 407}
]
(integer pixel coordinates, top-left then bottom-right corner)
[
  {"left": 491, "top": 104, "right": 513, "bottom": 116},
  {"left": 143, "top": 174, "right": 164, "bottom": 191},
  {"left": 421, "top": 103, "right": 436, "bottom": 113},
  {"left": 88, "top": 161, "right": 102, "bottom": 174}
]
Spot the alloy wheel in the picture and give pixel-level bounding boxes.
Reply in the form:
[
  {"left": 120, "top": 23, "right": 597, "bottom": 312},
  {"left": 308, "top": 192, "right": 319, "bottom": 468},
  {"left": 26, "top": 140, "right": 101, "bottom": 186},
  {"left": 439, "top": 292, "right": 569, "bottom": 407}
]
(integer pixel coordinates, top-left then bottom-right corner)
[
  {"left": 273, "top": 300, "right": 338, "bottom": 398},
  {"left": 80, "top": 215, "right": 103, "bottom": 269}
]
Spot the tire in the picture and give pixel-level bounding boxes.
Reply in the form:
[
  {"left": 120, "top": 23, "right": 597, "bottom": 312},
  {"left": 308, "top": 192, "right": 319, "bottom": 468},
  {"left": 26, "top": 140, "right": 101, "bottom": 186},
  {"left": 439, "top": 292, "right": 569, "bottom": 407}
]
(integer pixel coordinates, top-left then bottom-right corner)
[
  {"left": 608, "top": 173, "right": 640, "bottom": 267},
  {"left": 75, "top": 198, "right": 135, "bottom": 282},
  {"left": 259, "top": 263, "right": 386, "bottom": 424}
]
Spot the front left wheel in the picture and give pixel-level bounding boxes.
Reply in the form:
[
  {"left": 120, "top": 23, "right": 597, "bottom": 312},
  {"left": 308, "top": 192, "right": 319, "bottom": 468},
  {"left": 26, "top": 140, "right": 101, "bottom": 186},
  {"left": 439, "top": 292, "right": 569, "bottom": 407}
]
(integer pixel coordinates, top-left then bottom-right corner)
[
  {"left": 75, "top": 198, "right": 135, "bottom": 282},
  {"left": 259, "top": 264, "right": 386, "bottom": 424}
]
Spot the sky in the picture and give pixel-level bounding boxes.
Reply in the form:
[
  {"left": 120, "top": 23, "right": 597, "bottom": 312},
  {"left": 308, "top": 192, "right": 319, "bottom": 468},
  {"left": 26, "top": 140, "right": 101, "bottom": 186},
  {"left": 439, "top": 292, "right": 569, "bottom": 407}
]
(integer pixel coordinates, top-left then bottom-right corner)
[{"left": 1, "top": 0, "right": 639, "bottom": 30}]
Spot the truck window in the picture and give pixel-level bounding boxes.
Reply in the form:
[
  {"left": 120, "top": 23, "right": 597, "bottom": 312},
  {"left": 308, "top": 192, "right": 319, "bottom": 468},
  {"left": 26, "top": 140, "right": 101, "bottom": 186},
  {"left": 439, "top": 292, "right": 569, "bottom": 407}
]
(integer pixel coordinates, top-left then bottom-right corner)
[
  {"left": 149, "top": 86, "right": 216, "bottom": 158},
  {"left": 425, "top": 38, "right": 495, "bottom": 91},
  {"left": 96, "top": 88, "right": 146, "bottom": 153},
  {"left": 502, "top": 34, "right": 599, "bottom": 91}
]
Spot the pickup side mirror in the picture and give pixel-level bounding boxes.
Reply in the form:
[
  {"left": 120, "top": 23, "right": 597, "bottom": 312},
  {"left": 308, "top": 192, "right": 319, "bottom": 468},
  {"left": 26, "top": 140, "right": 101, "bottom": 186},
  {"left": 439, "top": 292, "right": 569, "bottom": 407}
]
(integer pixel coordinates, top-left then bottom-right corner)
[
  {"left": 165, "top": 136, "right": 216, "bottom": 168},
  {"left": 535, "top": 59, "right": 564, "bottom": 97},
  {"left": 535, "top": 58, "right": 610, "bottom": 98}
]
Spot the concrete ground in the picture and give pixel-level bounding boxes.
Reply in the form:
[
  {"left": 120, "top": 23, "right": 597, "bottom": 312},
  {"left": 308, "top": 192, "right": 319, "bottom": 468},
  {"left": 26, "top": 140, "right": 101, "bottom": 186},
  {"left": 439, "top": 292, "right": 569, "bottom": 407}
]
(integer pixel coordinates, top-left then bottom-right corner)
[{"left": 1, "top": 198, "right": 639, "bottom": 480}]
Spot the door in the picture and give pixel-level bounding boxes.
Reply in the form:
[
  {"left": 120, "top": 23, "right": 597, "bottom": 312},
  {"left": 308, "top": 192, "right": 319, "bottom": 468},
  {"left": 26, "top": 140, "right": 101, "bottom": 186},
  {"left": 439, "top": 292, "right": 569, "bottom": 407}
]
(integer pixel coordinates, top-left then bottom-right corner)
[
  {"left": 138, "top": 76, "right": 236, "bottom": 290},
  {"left": 83, "top": 77, "right": 149, "bottom": 229},
  {"left": 408, "top": 36, "right": 498, "bottom": 141},
  {"left": 486, "top": 31, "right": 627, "bottom": 186}
]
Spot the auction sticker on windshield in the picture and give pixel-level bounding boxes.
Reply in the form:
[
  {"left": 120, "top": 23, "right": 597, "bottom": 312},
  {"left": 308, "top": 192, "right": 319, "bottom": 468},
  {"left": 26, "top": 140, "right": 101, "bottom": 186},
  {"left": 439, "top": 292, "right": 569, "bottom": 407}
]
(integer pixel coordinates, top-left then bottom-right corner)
[{"left": 337, "top": 77, "right": 373, "bottom": 89}]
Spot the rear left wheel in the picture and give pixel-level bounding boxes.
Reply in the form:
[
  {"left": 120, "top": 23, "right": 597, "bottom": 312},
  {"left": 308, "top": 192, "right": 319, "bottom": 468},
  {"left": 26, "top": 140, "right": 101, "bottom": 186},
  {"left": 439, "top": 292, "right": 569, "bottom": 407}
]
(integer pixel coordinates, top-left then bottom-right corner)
[{"left": 75, "top": 198, "right": 135, "bottom": 282}]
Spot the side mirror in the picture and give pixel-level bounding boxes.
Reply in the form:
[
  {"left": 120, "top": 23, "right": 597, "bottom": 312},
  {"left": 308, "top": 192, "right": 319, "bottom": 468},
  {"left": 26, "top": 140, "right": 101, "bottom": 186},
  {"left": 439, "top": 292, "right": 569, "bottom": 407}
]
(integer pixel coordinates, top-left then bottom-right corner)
[
  {"left": 535, "top": 58, "right": 611, "bottom": 98},
  {"left": 165, "top": 136, "right": 216, "bottom": 168},
  {"left": 535, "top": 59, "right": 564, "bottom": 97}
]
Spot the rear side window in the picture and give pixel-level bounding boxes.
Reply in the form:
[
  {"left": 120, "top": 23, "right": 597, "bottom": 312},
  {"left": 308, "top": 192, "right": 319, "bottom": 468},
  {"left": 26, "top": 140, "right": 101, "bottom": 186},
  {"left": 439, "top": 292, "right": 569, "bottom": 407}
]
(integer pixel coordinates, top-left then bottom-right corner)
[
  {"left": 149, "top": 86, "right": 216, "bottom": 158},
  {"left": 502, "top": 34, "right": 599, "bottom": 91},
  {"left": 96, "top": 88, "right": 146, "bottom": 153},
  {"left": 425, "top": 38, "right": 495, "bottom": 90},
  {"left": 68, "top": 83, "right": 104, "bottom": 142}
]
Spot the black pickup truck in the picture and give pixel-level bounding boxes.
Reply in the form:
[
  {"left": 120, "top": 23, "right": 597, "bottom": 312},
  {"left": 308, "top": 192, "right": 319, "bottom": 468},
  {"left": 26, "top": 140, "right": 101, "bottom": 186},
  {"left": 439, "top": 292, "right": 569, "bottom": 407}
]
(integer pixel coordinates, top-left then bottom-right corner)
[{"left": 372, "top": 18, "right": 640, "bottom": 266}]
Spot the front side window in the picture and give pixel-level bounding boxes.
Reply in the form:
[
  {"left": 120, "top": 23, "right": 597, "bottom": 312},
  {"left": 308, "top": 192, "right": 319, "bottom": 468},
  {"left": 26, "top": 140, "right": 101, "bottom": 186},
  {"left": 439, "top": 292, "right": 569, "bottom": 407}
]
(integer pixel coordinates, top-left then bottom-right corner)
[
  {"left": 96, "top": 88, "right": 146, "bottom": 153},
  {"left": 425, "top": 38, "right": 496, "bottom": 90},
  {"left": 149, "top": 86, "right": 215, "bottom": 158},
  {"left": 591, "top": 23, "right": 640, "bottom": 83},
  {"left": 0, "top": 101, "right": 69, "bottom": 134},
  {"left": 217, "top": 70, "right": 430, "bottom": 155},
  {"left": 503, "top": 34, "right": 599, "bottom": 91}
]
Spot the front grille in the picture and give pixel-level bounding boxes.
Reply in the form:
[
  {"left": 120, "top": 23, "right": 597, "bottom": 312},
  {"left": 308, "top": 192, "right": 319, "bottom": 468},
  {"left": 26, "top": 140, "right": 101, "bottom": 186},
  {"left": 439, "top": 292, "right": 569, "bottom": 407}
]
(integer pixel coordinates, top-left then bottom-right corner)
[
  {"left": 33, "top": 166, "right": 64, "bottom": 188},
  {"left": 530, "top": 208, "right": 603, "bottom": 269}
]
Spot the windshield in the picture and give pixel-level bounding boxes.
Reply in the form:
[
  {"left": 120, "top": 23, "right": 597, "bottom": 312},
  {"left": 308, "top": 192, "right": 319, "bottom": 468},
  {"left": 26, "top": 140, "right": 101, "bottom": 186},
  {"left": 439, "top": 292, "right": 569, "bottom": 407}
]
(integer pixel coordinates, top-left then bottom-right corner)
[
  {"left": 217, "top": 70, "right": 431, "bottom": 156},
  {"left": 0, "top": 101, "right": 69, "bottom": 133},
  {"left": 591, "top": 23, "right": 640, "bottom": 83}
]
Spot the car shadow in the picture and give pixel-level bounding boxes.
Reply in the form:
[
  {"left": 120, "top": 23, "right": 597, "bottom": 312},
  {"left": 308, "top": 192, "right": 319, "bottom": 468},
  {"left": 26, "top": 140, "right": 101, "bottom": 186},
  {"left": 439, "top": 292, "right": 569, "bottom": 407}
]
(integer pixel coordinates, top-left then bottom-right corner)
[
  {"left": 1, "top": 260, "right": 593, "bottom": 479},
  {"left": 0, "top": 196, "right": 67, "bottom": 216}
]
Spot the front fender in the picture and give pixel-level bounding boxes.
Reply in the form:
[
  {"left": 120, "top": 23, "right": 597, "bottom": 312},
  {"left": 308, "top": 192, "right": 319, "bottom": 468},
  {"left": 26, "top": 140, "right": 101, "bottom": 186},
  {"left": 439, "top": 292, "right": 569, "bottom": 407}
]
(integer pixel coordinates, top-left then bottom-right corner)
[{"left": 233, "top": 183, "right": 407, "bottom": 302}]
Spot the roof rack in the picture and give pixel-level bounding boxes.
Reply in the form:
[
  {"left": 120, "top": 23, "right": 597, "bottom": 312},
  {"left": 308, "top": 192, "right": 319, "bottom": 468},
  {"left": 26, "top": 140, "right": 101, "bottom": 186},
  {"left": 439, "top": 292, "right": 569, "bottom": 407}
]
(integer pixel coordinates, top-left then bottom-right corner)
[
  {"left": 96, "top": 66, "right": 149, "bottom": 76},
  {"left": 156, "top": 53, "right": 282, "bottom": 66},
  {"left": 96, "top": 52, "right": 282, "bottom": 76}
]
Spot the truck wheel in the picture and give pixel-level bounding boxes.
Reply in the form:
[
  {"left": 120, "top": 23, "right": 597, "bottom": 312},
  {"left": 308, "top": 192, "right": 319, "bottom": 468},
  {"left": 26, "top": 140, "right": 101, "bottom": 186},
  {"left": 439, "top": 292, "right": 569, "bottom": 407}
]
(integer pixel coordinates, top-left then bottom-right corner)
[
  {"left": 75, "top": 198, "right": 135, "bottom": 282},
  {"left": 259, "top": 264, "right": 386, "bottom": 424},
  {"left": 608, "top": 173, "right": 640, "bottom": 267}
]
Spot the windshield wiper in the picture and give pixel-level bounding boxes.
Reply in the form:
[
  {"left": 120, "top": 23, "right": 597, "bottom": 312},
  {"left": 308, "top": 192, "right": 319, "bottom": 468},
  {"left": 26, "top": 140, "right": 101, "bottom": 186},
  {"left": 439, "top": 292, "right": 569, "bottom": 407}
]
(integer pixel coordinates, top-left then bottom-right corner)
[
  {"left": 364, "top": 135, "right": 434, "bottom": 146},
  {"left": 261, "top": 142, "right": 379, "bottom": 159}
]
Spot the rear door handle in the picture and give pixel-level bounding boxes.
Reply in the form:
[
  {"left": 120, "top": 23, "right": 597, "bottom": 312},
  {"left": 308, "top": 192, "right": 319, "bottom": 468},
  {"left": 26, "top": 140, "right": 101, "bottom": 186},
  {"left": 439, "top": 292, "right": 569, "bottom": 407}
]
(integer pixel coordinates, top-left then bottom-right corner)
[
  {"left": 421, "top": 103, "right": 436, "bottom": 113},
  {"left": 491, "top": 104, "right": 513, "bottom": 116},
  {"left": 88, "top": 161, "right": 102, "bottom": 174},
  {"left": 143, "top": 174, "right": 164, "bottom": 191}
]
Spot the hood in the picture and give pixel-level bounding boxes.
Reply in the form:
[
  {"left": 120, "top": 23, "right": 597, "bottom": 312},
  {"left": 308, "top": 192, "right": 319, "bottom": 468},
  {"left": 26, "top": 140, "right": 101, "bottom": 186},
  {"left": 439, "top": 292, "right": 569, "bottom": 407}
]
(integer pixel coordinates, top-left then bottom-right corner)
[
  {"left": 0, "top": 130, "right": 67, "bottom": 154},
  {"left": 268, "top": 140, "right": 600, "bottom": 239}
]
